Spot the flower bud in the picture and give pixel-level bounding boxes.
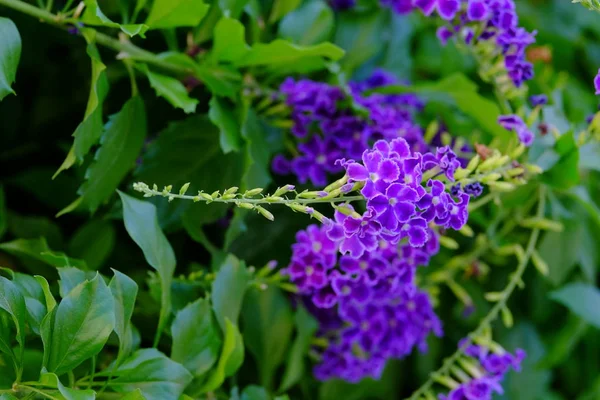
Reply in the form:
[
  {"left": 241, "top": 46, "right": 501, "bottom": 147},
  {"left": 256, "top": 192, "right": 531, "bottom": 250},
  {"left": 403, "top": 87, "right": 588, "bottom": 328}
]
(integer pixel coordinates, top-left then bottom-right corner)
[
  {"left": 225, "top": 187, "right": 239, "bottom": 195},
  {"left": 179, "top": 182, "right": 191, "bottom": 195},
  {"left": 236, "top": 202, "right": 255, "bottom": 210},
  {"left": 273, "top": 185, "right": 295, "bottom": 197},
  {"left": 244, "top": 188, "right": 264, "bottom": 197},
  {"left": 323, "top": 175, "right": 348, "bottom": 193},
  {"left": 256, "top": 206, "right": 274, "bottom": 221}
]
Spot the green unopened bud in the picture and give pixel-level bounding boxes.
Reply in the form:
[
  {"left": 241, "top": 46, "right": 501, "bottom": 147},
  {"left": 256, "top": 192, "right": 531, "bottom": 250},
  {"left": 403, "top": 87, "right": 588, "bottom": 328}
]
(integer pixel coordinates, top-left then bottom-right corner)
[
  {"left": 256, "top": 206, "right": 274, "bottom": 221},
  {"left": 520, "top": 217, "right": 563, "bottom": 232},
  {"left": 484, "top": 292, "right": 504, "bottom": 302},
  {"left": 221, "top": 194, "right": 237, "bottom": 200},
  {"left": 244, "top": 188, "right": 264, "bottom": 197},
  {"left": 453, "top": 168, "right": 470, "bottom": 181},
  {"left": 424, "top": 120, "right": 440, "bottom": 143},
  {"left": 457, "top": 357, "right": 483, "bottom": 379},
  {"left": 525, "top": 164, "right": 543, "bottom": 174},
  {"left": 320, "top": 188, "right": 342, "bottom": 200},
  {"left": 509, "top": 143, "right": 526, "bottom": 159},
  {"left": 133, "top": 182, "right": 149, "bottom": 192},
  {"left": 459, "top": 224, "right": 474, "bottom": 237},
  {"left": 465, "top": 155, "right": 480, "bottom": 172},
  {"left": 450, "top": 366, "right": 471, "bottom": 383},
  {"left": 441, "top": 132, "right": 452, "bottom": 146},
  {"left": 152, "top": 183, "right": 158, "bottom": 191},
  {"left": 487, "top": 181, "right": 516, "bottom": 192},
  {"left": 168, "top": 195, "right": 175, "bottom": 202},
  {"left": 506, "top": 167, "right": 525, "bottom": 177},
  {"left": 531, "top": 250, "right": 549, "bottom": 276},
  {"left": 263, "top": 102, "right": 288, "bottom": 116},
  {"left": 287, "top": 203, "right": 311, "bottom": 213},
  {"left": 225, "top": 187, "right": 239, "bottom": 195},
  {"left": 210, "top": 191, "right": 220, "bottom": 198},
  {"left": 179, "top": 182, "right": 191, "bottom": 195},
  {"left": 278, "top": 282, "right": 299, "bottom": 293},
  {"left": 324, "top": 175, "right": 348, "bottom": 193},
  {"left": 162, "top": 185, "right": 173, "bottom": 196},
  {"left": 265, "top": 196, "right": 283, "bottom": 202},
  {"left": 432, "top": 374, "right": 459, "bottom": 390},
  {"left": 439, "top": 236, "right": 459, "bottom": 250},
  {"left": 477, "top": 155, "right": 500, "bottom": 172},
  {"left": 501, "top": 305, "right": 513, "bottom": 328},
  {"left": 236, "top": 202, "right": 255, "bottom": 210},
  {"left": 274, "top": 185, "right": 295, "bottom": 197},
  {"left": 297, "top": 191, "right": 321, "bottom": 199},
  {"left": 310, "top": 209, "right": 328, "bottom": 223},
  {"left": 198, "top": 192, "right": 213, "bottom": 202},
  {"left": 271, "top": 119, "right": 295, "bottom": 129},
  {"left": 481, "top": 173, "right": 502, "bottom": 183},
  {"left": 335, "top": 204, "right": 360, "bottom": 218}
]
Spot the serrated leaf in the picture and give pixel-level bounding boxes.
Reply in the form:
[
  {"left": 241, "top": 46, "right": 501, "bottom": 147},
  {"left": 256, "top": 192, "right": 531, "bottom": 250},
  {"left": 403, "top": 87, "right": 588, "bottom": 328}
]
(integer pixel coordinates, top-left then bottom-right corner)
[
  {"left": 551, "top": 283, "right": 600, "bottom": 329},
  {"left": 110, "top": 269, "right": 138, "bottom": 364},
  {"left": 171, "top": 298, "right": 221, "bottom": 377},
  {"left": 209, "top": 96, "right": 243, "bottom": 153},
  {"left": 198, "top": 318, "right": 244, "bottom": 393},
  {"left": 211, "top": 254, "right": 250, "bottom": 331},
  {"left": 96, "top": 349, "right": 193, "bottom": 400},
  {"left": 44, "top": 274, "right": 115, "bottom": 375},
  {"left": 119, "top": 192, "right": 175, "bottom": 346},
  {"left": 0, "top": 18, "right": 21, "bottom": 101},
  {"left": 0, "top": 238, "right": 87, "bottom": 270},
  {"left": 65, "top": 96, "right": 147, "bottom": 214},
  {"left": 213, "top": 17, "right": 249, "bottom": 63},
  {"left": 242, "top": 286, "right": 293, "bottom": 390},
  {"left": 82, "top": 0, "right": 148, "bottom": 37},
  {"left": 146, "top": 0, "right": 209, "bottom": 29},
  {"left": 55, "top": 31, "right": 109, "bottom": 176},
  {"left": 0, "top": 276, "right": 26, "bottom": 366},
  {"left": 143, "top": 66, "right": 197, "bottom": 113},
  {"left": 68, "top": 220, "right": 116, "bottom": 270}
]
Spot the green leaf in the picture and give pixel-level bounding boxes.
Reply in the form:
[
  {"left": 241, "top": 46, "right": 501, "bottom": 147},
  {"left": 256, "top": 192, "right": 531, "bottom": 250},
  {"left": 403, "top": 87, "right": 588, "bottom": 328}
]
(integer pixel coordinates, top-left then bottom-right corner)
[
  {"left": 234, "top": 40, "right": 344, "bottom": 73},
  {"left": 0, "top": 186, "right": 6, "bottom": 240},
  {"left": 241, "top": 109, "right": 280, "bottom": 189},
  {"left": 40, "top": 372, "right": 96, "bottom": 400},
  {"left": 279, "top": 306, "right": 318, "bottom": 392},
  {"left": 209, "top": 96, "right": 243, "bottom": 153},
  {"left": 44, "top": 274, "right": 115, "bottom": 375},
  {"left": 0, "top": 311, "right": 13, "bottom": 360},
  {"left": 96, "top": 349, "right": 193, "bottom": 400},
  {"left": 198, "top": 318, "right": 244, "bottom": 393},
  {"left": 0, "top": 238, "right": 83, "bottom": 270},
  {"left": 551, "top": 283, "right": 600, "bottom": 329},
  {"left": 224, "top": 209, "right": 248, "bottom": 251},
  {"left": 538, "top": 221, "right": 584, "bottom": 286},
  {"left": 211, "top": 254, "right": 250, "bottom": 331},
  {"left": 242, "top": 286, "right": 293, "bottom": 390},
  {"left": 68, "top": 220, "right": 116, "bottom": 270},
  {"left": 119, "top": 192, "right": 176, "bottom": 346},
  {"left": 542, "top": 131, "right": 580, "bottom": 189},
  {"left": 145, "top": 0, "right": 209, "bottom": 29},
  {"left": 121, "top": 389, "right": 147, "bottom": 400},
  {"left": 171, "top": 298, "right": 221, "bottom": 377},
  {"left": 35, "top": 276, "right": 57, "bottom": 312},
  {"left": 195, "top": 65, "right": 242, "bottom": 98},
  {"left": 110, "top": 269, "right": 139, "bottom": 364},
  {"left": 57, "top": 267, "right": 96, "bottom": 298},
  {"left": 219, "top": 0, "right": 248, "bottom": 19},
  {"left": 279, "top": 1, "right": 334, "bottom": 46},
  {"left": 213, "top": 17, "right": 249, "bottom": 63},
  {"left": 82, "top": 0, "right": 149, "bottom": 37},
  {"left": 269, "top": 0, "right": 301, "bottom": 23},
  {"left": 241, "top": 386, "right": 270, "bottom": 400},
  {"left": 143, "top": 66, "right": 198, "bottom": 113},
  {"left": 0, "top": 276, "right": 26, "bottom": 365},
  {"left": 69, "top": 96, "right": 147, "bottom": 214},
  {"left": 0, "top": 18, "right": 21, "bottom": 101},
  {"left": 537, "top": 314, "right": 588, "bottom": 369},
  {"left": 55, "top": 31, "right": 110, "bottom": 176}
]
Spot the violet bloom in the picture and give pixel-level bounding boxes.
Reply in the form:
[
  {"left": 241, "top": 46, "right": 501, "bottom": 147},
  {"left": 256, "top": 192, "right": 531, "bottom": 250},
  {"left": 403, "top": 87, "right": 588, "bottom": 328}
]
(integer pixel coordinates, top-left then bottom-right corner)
[
  {"left": 529, "top": 94, "right": 548, "bottom": 107},
  {"left": 292, "top": 136, "right": 343, "bottom": 186},
  {"left": 498, "top": 114, "right": 534, "bottom": 146},
  {"left": 595, "top": 68, "right": 600, "bottom": 95}
]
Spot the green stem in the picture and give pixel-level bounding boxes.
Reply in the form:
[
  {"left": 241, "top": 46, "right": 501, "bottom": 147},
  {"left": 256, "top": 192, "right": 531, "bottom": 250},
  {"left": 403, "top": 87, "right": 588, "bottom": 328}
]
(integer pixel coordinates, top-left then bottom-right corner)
[
  {"left": 0, "top": 0, "right": 192, "bottom": 76},
  {"left": 408, "top": 185, "right": 546, "bottom": 400},
  {"left": 16, "top": 386, "right": 60, "bottom": 400}
]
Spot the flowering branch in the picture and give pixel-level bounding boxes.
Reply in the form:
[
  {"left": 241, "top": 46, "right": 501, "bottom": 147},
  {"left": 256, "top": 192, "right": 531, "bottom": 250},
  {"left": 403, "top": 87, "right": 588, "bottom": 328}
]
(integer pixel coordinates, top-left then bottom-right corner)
[{"left": 408, "top": 185, "right": 546, "bottom": 400}]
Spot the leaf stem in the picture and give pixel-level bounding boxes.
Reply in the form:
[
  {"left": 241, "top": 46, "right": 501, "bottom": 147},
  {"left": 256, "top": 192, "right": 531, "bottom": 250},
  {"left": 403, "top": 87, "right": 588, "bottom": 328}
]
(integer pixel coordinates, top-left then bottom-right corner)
[
  {"left": 408, "top": 185, "right": 546, "bottom": 400},
  {"left": 0, "top": 0, "right": 192, "bottom": 76}
]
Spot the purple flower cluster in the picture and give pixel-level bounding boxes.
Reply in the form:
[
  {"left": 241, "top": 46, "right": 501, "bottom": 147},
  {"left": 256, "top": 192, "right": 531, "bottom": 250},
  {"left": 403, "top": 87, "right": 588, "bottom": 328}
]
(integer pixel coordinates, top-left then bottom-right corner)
[
  {"left": 285, "top": 221, "right": 442, "bottom": 382},
  {"left": 595, "top": 68, "right": 600, "bottom": 95},
  {"left": 498, "top": 114, "right": 534, "bottom": 146},
  {"left": 439, "top": 342, "right": 526, "bottom": 400},
  {"left": 336, "top": 138, "right": 470, "bottom": 257},
  {"left": 272, "top": 71, "right": 426, "bottom": 186},
  {"left": 380, "top": 0, "right": 536, "bottom": 88}
]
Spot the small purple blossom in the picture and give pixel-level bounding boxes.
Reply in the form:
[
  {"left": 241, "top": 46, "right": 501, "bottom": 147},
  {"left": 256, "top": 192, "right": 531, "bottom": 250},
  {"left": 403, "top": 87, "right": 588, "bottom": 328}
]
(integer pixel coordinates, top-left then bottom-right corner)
[
  {"left": 498, "top": 114, "right": 534, "bottom": 146},
  {"left": 595, "top": 68, "right": 600, "bottom": 95},
  {"left": 464, "top": 182, "right": 484, "bottom": 197},
  {"left": 529, "top": 94, "right": 548, "bottom": 107}
]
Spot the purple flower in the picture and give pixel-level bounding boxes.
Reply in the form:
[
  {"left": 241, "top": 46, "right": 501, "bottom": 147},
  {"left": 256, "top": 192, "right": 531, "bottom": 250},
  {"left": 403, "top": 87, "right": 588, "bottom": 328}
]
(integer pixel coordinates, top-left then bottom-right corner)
[
  {"left": 292, "top": 136, "right": 343, "bottom": 186},
  {"left": 595, "top": 68, "right": 600, "bottom": 95},
  {"left": 467, "top": 0, "right": 489, "bottom": 21},
  {"left": 529, "top": 94, "right": 548, "bottom": 107},
  {"left": 498, "top": 114, "right": 534, "bottom": 146},
  {"left": 271, "top": 154, "right": 292, "bottom": 175},
  {"left": 464, "top": 182, "right": 484, "bottom": 197},
  {"left": 437, "top": 26, "right": 454, "bottom": 45}
]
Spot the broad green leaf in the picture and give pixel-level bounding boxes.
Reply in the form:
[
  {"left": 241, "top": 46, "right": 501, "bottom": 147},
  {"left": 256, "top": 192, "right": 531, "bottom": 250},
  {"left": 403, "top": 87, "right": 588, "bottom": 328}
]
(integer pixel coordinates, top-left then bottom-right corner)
[
  {"left": 242, "top": 286, "right": 293, "bottom": 390},
  {"left": 334, "top": 9, "right": 385, "bottom": 74},
  {"left": 195, "top": 64, "right": 242, "bottom": 98},
  {"left": 12, "top": 273, "right": 44, "bottom": 301},
  {"left": 119, "top": 192, "right": 175, "bottom": 346},
  {"left": 241, "top": 109, "right": 281, "bottom": 189},
  {"left": 146, "top": 0, "right": 209, "bottom": 29},
  {"left": 0, "top": 394, "right": 18, "bottom": 399},
  {"left": 44, "top": 274, "right": 115, "bottom": 375},
  {"left": 171, "top": 298, "right": 221, "bottom": 377},
  {"left": 68, "top": 97, "right": 147, "bottom": 214},
  {"left": 96, "top": 349, "right": 193, "bottom": 400},
  {"left": 551, "top": 283, "right": 600, "bottom": 329},
  {"left": 10, "top": 274, "right": 46, "bottom": 335},
  {"left": 279, "top": 306, "right": 318, "bottom": 392},
  {"left": 0, "top": 276, "right": 26, "bottom": 365},
  {"left": 211, "top": 254, "right": 250, "bottom": 331},
  {"left": 542, "top": 131, "right": 580, "bottom": 189},
  {"left": 538, "top": 222, "right": 583, "bottom": 286},
  {"left": 35, "top": 276, "right": 57, "bottom": 312},
  {"left": 68, "top": 220, "right": 116, "bottom": 271},
  {"left": 537, "top": 314, "right": 588, "bottom": 369},
  {"left": 110, "top": 269, "right": 139, "bottom": 364},
  {"left": 279, "top": 1, "right": 334, "bottom": 46},
  {"left": 121, "top": 389, "right": 147, "bottom": 400},
  {"left": 234, "top": 40, "right": 344, "bottom": 72},
  {"left": 198, "top": 318, "right": 244, "bottom": 393},
  {"left": 219, "top": 0, "right": 248, "bottom": 18},
  {"left": 241, "top": 386, "right": 270, "bottom": 400},
  {"left": 224, "top": 209, "right": 248, "bottom": 251},
  {"left": 0, "top": 311, "right": 13, "bottom": 360},
  {"left": 143, "top": 66, "right": 198, "bottom": 113},
  {"left": 269, "top": 0, "right": 301, "bottom": 23},
  {"left": 57, "top": 267, "right": 95, "bottom": 298},
  {"left": 0, "top": 238, "right": 86, "bottom": 270},
  {"left": 209, "top": 96, "right": 243, "bottom": 153},
  {"left": 55, "top": 31, "right": 109, "bottom": 176},
  {"left": 213, "top": 17, "right": 249, "bottom": 63},
  {"left": 40, "top": 372, "right": 96, "bottom": 400},
  {"left": 0, "top": 18, "right": 21, "bottom": 101},
  {"left": 579, "top": 142, "right": 600, "bottom": 171},
  {"left": 23, "top": 297, "right": 45, "bottom": 336},
  {"left": 82, "top": 0, "right": 148, "bottom": 37}
]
